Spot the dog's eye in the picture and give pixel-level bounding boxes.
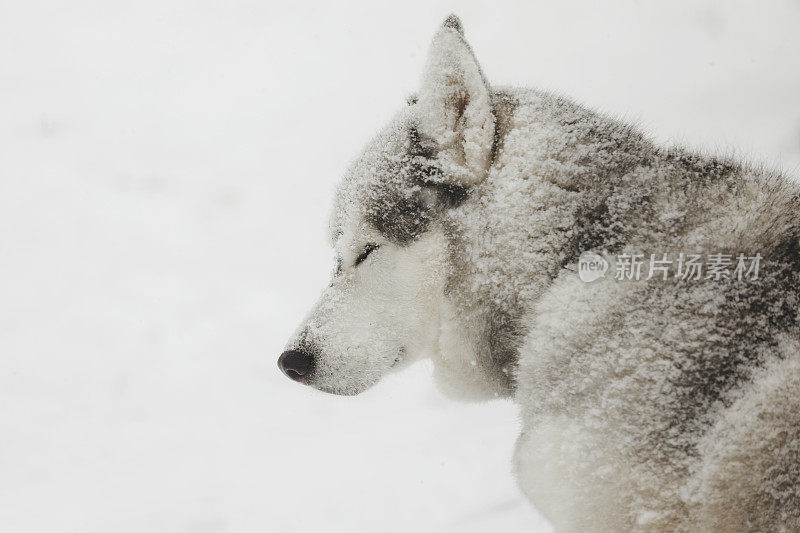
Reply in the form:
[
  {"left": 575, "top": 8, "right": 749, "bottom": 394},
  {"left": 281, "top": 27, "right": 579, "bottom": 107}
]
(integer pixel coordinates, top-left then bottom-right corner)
[{"left": 354, "top": 243, "right": 379, "bottom": 266}]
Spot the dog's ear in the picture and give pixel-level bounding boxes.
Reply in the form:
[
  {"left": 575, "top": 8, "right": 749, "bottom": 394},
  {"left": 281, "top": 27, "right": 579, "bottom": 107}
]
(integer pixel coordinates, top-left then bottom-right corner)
[{"left": 415, "top": 15, "right": 495, "bottom": 186}]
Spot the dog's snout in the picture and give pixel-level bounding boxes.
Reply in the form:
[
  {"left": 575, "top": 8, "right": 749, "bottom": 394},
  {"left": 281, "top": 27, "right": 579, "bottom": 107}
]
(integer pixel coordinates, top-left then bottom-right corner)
[{"left": 278, "top": 349, "right": 315, "bottom": 382}]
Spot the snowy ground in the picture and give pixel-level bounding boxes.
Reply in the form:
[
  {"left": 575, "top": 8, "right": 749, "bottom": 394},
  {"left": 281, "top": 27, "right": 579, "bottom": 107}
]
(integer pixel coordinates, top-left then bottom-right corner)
[{"left": 1, "top": 1, "right": 798, "bottom": 532}]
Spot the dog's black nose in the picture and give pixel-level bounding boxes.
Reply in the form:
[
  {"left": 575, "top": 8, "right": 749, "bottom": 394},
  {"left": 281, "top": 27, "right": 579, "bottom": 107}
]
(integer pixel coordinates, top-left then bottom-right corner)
[{"left": 278, "top": 349, "right": 315, "bottom": 382}]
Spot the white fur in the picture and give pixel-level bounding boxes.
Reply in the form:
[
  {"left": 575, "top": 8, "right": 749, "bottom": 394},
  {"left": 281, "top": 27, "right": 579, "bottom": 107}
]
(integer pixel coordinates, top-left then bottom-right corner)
[{"left": 296, "top": 224, "right": 448, "bottom": 395}]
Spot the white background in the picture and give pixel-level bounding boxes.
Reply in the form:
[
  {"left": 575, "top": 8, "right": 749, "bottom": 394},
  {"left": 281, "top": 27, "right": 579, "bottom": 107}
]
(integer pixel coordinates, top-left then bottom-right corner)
[{"left": 1, "top": 1, "right": 799, "bottom": 531}]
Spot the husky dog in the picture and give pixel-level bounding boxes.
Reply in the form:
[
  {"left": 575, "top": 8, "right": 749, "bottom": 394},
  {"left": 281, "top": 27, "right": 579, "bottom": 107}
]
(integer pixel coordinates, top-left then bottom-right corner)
[{"left": 279, "top": 15, "right": 800, "bottom": 531}]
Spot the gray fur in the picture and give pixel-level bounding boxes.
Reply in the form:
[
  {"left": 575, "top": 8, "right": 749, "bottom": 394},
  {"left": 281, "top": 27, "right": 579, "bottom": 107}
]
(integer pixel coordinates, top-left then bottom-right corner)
[{"left": 284, "top": 16, "right": 800, "bottom": 530}]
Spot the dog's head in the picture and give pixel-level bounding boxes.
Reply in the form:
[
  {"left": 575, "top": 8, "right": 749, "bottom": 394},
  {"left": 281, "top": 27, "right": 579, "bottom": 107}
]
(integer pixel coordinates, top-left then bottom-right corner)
[{"left": 279, "top": 16, "right": 496, "bottom": 395}]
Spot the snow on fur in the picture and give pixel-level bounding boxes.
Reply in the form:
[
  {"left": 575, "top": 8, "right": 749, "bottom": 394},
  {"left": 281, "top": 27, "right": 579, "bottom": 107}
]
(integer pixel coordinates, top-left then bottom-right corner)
[{"left": 283, "top": 14, "right": 800, "bottom": 531}]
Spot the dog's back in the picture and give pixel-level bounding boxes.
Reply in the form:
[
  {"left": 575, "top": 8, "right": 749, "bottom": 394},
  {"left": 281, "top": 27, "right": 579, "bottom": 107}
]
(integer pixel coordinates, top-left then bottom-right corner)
[{"left": 496, "top": 89, "right": 800, "bottom": 531}]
